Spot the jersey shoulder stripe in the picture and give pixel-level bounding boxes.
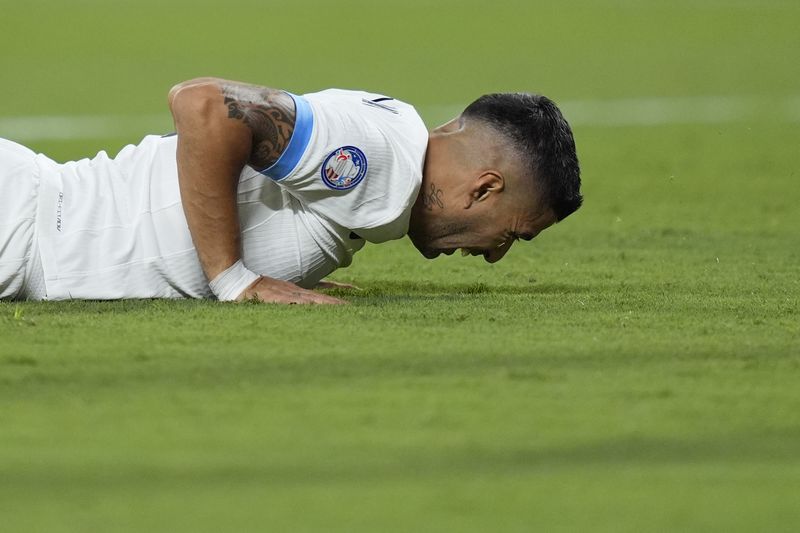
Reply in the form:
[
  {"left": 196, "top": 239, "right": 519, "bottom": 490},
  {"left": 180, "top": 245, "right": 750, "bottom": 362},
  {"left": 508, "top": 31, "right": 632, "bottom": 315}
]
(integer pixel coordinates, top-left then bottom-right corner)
[{"left": 261, "top": 93, "right": 314, "bottom": 181}]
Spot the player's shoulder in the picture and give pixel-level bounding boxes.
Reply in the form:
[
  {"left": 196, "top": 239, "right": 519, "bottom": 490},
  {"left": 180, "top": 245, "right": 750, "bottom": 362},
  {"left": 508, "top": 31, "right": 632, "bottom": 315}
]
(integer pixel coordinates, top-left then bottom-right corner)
[
  {"left": 302, "top": 89, "right": 421, "bottom": 123},
  {"left": 301, "top": 88, "right": 428, "bottom": 156},
  {"left": 303, "top": 88, "right": 407, "bottom": 105}
]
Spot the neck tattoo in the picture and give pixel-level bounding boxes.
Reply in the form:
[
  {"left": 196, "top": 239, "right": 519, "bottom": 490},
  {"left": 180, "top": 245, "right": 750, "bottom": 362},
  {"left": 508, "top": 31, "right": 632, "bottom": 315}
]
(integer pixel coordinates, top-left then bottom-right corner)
[{"left": 422, "top": 183, "right": 444, "bottom": 210}]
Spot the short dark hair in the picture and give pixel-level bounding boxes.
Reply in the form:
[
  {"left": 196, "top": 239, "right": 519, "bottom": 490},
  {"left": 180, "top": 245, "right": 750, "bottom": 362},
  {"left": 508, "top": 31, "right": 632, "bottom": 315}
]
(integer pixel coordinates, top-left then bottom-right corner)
[{"left": 462, "top": 93, "right": 582, "bottom": 221}]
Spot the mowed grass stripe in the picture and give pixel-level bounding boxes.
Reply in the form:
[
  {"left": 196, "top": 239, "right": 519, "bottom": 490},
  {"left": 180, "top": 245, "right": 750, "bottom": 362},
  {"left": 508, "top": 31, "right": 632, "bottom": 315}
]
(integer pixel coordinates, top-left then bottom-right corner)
[{"left": 2, "top": 94, "right": 799, "bottom": 142}]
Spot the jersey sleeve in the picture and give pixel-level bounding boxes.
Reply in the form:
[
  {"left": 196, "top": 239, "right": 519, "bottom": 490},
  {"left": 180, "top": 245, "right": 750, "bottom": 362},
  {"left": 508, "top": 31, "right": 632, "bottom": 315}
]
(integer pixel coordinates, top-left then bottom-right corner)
[{"left": 255, "top": 89, "right": 428, "bottom": 243}]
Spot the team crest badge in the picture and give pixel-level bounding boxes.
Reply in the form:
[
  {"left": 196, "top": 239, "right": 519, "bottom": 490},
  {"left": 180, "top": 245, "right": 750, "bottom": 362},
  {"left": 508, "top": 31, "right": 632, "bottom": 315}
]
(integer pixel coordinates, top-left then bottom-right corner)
[{"left": 321, "top": 146, "right": 368, "bottom": 190}]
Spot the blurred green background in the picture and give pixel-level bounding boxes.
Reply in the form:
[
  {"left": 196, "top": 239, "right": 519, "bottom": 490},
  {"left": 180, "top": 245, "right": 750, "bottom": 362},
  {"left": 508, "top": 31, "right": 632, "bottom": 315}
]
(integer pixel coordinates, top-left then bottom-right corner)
[
  {"left": 4, "top": 0, "right": 798, "bottom": 152},
  {"left": 1, "top": 1, "right": 799, "bottom": 531}
]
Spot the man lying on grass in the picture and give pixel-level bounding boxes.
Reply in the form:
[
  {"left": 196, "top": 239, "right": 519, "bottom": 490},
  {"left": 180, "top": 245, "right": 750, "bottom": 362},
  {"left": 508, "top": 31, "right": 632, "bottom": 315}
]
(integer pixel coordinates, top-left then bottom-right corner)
[{"left": 0, "top": 78, "right": 582, "bottom": 304}]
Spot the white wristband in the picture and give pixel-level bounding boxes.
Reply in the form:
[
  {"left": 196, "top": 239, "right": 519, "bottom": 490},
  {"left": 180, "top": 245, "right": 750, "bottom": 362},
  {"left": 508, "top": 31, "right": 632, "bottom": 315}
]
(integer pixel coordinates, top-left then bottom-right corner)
[{"left": 208, "top": 260, "right": 260, "bottom": 301}]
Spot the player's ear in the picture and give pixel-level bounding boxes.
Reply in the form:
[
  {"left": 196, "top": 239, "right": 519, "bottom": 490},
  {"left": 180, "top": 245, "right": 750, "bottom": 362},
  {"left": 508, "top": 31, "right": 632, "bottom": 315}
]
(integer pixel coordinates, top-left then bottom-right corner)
[{"left": 466, "top": 171, "right": 504, "bottom": 207}]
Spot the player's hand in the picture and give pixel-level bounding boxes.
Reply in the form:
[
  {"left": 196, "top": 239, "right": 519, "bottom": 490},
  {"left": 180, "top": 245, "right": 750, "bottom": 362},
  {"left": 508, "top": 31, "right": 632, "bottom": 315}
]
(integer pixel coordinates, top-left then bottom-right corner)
[
  {"left": 238, "top": 276, "right": 347, "bottom": 305},
  {"left": 314, "top": 279, "right": 362, "bottom": 291}
]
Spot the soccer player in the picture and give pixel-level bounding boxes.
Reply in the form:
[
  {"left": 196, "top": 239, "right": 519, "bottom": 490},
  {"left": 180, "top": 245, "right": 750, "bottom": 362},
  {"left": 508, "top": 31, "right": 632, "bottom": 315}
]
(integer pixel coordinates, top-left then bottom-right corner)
[{"left": 0, "top": 78, "right": 582, "bottom": 304}]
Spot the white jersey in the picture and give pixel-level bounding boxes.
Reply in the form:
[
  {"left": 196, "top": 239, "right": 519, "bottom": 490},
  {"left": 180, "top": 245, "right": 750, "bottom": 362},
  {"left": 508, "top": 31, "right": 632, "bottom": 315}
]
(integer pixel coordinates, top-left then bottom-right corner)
[{"left": 28, "top": 89, "right": 428, "bottom": 300}]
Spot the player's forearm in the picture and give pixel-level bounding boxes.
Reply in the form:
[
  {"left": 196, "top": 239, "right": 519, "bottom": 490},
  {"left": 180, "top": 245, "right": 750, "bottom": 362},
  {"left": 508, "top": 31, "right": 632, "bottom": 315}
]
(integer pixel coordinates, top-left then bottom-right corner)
[{"left": 170, "top": 81, "right": 252, "bottom": 280}]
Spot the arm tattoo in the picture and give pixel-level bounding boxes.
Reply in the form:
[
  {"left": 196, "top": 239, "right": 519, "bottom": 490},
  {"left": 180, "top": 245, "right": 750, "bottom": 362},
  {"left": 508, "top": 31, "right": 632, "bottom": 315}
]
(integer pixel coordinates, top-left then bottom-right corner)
[
  {"left": 422, "top": 183, "right": 444, "bottom": 210},
  {"left": 221, "top": 83, "right": 295, "bottom": 170}
]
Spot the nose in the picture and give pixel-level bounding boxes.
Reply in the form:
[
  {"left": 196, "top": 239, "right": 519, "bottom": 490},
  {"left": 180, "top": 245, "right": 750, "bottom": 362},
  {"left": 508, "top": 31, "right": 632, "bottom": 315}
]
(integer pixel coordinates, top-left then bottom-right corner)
[{"left": 483, "top": 240, "right": 513, "bottom": 264}]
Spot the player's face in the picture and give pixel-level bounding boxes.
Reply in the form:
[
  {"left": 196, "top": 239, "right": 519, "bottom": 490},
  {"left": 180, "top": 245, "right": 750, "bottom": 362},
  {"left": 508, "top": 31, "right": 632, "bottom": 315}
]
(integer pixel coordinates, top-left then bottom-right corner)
[
  {"left": 408, "top": 197, "right": 556, "bottom": 263},
  {"left": 409, "top": 118, "right": 556, "bottom": 262},
  {"left": 409, "top": 114, "right": 557, "bottom": 263}
]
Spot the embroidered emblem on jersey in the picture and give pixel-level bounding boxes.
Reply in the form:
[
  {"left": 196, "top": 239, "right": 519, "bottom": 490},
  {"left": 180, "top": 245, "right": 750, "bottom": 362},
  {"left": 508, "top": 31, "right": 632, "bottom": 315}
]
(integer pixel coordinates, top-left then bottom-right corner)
[{"left": 321, "top": 146, "right": 368, "bottom": 190}]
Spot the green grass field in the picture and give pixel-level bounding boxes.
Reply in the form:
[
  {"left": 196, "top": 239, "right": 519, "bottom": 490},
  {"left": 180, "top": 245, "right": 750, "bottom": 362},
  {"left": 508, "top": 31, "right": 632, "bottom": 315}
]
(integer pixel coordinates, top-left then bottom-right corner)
[{"left": 1, "top": 0, "right": 799, "bottom": 531}]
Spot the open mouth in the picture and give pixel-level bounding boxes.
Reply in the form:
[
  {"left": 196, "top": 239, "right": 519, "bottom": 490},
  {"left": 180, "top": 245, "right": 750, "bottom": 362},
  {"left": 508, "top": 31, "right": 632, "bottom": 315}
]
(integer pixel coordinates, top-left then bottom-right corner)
[{"left": 423, "top": 248, "right": 483, "bottom": 259}]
